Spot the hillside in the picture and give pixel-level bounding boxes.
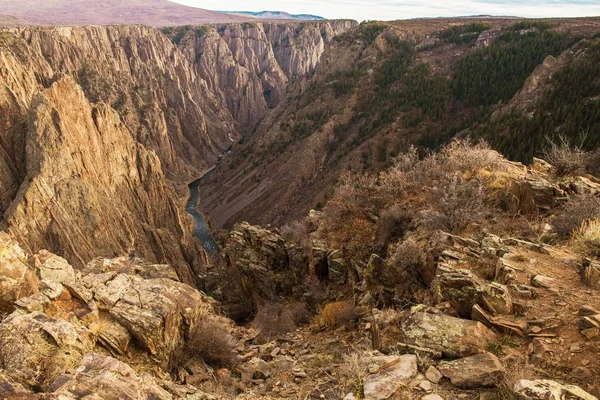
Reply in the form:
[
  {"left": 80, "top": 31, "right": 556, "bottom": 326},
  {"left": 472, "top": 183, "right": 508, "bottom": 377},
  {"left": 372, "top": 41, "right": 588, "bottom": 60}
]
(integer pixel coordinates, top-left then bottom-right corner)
[
  {"left": 0, "top": 0, "right": 249, "bottom": 26},
  {"left": 220, "top": 11, "right": 326, "bottom": 21},
  {"left": 198, "top": 17, "right": 600, "bottom": 228}
]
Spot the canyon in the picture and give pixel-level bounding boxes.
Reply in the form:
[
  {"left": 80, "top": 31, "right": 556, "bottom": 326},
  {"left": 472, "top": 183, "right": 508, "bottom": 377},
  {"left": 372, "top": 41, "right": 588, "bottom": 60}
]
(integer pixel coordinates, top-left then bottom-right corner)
[{"left": 0, "top": 13, "right": 600, "bottom": 400}]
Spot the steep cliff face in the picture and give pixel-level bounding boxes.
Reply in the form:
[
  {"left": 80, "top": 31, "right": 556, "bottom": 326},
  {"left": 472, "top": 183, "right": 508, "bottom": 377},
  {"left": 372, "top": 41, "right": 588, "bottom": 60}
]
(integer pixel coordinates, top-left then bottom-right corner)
[
  {"left": 3, "top": 77, "right": 205, "bottom": 283},
  {"left": 178, "top": 20, "right": 357, "bottom": 131},
  {"left": 0, "top": 21, "right": 354, "bottom": 277}
]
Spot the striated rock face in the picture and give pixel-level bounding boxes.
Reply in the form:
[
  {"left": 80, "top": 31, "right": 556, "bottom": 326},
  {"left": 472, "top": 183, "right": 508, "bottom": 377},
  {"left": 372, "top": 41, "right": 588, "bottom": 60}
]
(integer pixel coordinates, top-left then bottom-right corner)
[
  {"left": 187, "top": 21, "right": 357, "bottom": 131},
  {"left": 3, "top": 77, "right": 205, "bottom": 283}
]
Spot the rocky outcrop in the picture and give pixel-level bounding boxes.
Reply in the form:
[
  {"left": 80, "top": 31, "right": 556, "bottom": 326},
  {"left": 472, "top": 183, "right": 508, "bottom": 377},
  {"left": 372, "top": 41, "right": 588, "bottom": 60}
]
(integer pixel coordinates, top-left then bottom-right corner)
[
  {"left": 2, "top": 77, "right": 205, "bottom": 283},
  {"left": 206, "top": 222, "right": 308, "bottom": 320},
  {"left": 0, "top": 232, "right": 37, "bottom": 305},
  {"left": 0, "top": 311, "right": 93, "bottom": 390},
  {"left": 399, "top": 311, "right": 498, "bottom": 358}
]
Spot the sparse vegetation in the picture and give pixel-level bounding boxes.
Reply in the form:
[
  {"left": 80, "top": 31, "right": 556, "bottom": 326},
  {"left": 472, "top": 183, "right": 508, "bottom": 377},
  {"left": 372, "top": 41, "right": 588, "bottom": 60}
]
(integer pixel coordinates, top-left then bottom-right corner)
[
  {"left": 440, "top": 23, "right": 490, "bottom": 45},
  {"left": 543, "top": 133, "right": 592, "bottom": 177},
  {"left": 573, "top": 218, "right": 600, "bottom": 257},
  {"left": 312, "top": 301, "right": 359, "bottom": 330},
  {"left": 170, "top": 317, "right": 239, "bottom": 373},
  {"left": 252, "top": 302, "right": 311, "bottom": 343},
  {"left": 552, "top": 193, "right": 600, "bottom": 239}
]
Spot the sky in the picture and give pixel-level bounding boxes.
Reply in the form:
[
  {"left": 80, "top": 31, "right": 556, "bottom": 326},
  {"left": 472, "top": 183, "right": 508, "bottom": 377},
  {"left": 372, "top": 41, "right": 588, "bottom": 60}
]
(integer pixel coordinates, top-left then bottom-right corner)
[{"left": 171, "top": 0, "right": 600, "bottom": 21}]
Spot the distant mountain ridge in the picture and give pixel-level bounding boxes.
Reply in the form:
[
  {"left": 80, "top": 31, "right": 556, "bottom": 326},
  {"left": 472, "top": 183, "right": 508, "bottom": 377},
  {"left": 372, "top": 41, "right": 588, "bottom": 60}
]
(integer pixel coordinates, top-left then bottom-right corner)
[
  {"left": 0, "top": 0, "right": 250, "bottom": 26},
  {"left": 220, "top": 11, "right": 326, "bottom": 21}
]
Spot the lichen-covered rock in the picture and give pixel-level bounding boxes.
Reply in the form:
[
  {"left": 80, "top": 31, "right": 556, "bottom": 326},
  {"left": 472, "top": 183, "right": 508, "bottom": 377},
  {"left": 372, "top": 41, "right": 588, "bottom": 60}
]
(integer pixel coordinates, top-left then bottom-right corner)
[
  {"left": 84, "top": 256, "right": 180, "bottom": 281},
  {"left": 513, "top": 379, "right": 598, "bottom": 400},
  {"left": 48, "top": 353, "right": 180, "bottom": 400},
  {"left": 0, "top": 312, "right": 93, "bottom": 390},
  {"left": 0, "top": 232, "right": 37, "bottom": 304},
  {"left": 82, "top": 273, "right": 213, "bottom": 367},
  {"left": 435, "top": 267, "right": 512, "bottom": 317},
  {"left": 399, "top": 311, "right": 498, "bottom": 358},
  {"left": 438, "top": 353, "right": 506, "bottom": 389},
  {"left": 509, "top": 178, "right": 559, "bottom": 215}
]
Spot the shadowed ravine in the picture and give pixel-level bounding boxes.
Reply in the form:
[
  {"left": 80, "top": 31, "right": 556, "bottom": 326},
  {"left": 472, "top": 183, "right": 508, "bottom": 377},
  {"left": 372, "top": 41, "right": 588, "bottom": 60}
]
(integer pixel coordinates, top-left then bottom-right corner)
[{"left": 186, "top": 166, "right": 218, "bottom": 255}]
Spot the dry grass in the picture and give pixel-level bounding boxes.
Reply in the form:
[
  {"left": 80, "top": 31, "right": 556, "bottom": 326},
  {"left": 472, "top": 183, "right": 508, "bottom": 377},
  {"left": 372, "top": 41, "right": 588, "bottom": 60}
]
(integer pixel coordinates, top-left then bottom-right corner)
[
  {"left": 572, "top": 218, "right": 600, "bottom": 257},
  {"left": 341, "top": 352, "right": 366, "bottom": 398},
  {"left": 312, "top": 301, "right": 359, "bottom": 330}
]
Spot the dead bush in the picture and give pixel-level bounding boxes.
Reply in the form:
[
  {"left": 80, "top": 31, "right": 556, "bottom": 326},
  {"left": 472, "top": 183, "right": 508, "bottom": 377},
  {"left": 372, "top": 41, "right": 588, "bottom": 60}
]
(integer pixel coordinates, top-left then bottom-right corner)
[
  {"left": 170, "top": 316, "right": 239, "bottom": 373},
  {"left": 252, "top": 302, "right": 310, "bottom": 343},
  {"left": 312, "top": 300, "right": 359, "bottom": 330},
  {"left": 543, "top": 133, "right": 591, "bottom": 177},
  {"left": 374, "top": 205, "right": 414, "bottom": 251},
  {"left": 552, "top": 194, "right": 600, "bottom": 239},
  {"left": 280, "top": 219, "right": 310, "bottom": 249},
  {"left": 389, "top": 237, "right": 423, "bottom": 272},
  {"left": 424, "top": 174, "right": 489, "bottom": 233}
]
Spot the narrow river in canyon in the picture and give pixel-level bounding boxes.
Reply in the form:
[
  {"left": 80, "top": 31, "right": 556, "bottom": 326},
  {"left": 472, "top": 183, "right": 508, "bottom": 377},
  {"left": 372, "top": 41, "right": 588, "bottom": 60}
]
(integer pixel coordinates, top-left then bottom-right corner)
[{"left": 186, "top": 166, "right": 218, "bottom": 255}]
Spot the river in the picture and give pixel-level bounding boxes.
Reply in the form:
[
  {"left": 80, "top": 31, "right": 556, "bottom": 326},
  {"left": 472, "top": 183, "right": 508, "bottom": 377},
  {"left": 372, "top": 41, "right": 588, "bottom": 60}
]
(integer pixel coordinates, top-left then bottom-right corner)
[{"left": 186, "top": 166, "right": 218, "bottom": 256}]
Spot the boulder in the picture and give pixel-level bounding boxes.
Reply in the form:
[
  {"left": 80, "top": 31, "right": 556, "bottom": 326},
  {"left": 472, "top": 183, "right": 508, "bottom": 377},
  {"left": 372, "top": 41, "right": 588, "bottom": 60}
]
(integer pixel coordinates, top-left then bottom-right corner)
[
  {"left": 509, "top": 178, "right": 558, "bottom": 215},
  {"left": 362, "top": 354, "right": 418, "bottom": 400},
  {"left": 435, "top": 267, "right": 512, "bottom": 317},
  {"left": 327, "top": 250, "right": 347, "bottom": 285},
  {"left": 82, "top": 273, "right": 214, "bottom": 367},
  {"left": 48, "top": 353, "right": 173, "bottom": 399},
  {"left": 399, "top": 311, "right": 498, "bottom": 358},
  {"left": 513, "top": 379, "right": 598, "bottom": 400},
  {"left": 438, "top": 353, "right": 506, "bottom": 389},
  {"left": 0, "top": 312, "right": 93, "bottom": 390},
  {"left": 0, "top": 232, "right": 37, "bottom": 304},
  {"left": 35, "top": 250, "right": 76, "bottom": 284}
]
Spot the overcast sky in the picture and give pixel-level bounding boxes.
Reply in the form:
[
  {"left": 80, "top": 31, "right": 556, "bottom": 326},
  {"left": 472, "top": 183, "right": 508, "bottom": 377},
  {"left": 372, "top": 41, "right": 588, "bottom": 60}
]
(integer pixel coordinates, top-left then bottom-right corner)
[{"left": 171, "top": 0, "right": 600, "bottom": 21}]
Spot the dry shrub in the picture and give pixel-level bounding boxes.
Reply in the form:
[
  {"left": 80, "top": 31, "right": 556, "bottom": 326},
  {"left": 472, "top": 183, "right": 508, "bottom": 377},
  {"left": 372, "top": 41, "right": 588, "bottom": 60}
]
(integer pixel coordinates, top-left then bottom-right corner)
[
  {"left": 252, "top": 302, "right": 310, "bottom": 343},
  {"left": 280, "top": 219, "right": 310, "bottom": 249},
  {"left": 573, "top": 218, "right": 600, "bottom": 257},
  {"left": 440, "top": 138, "right": 504, "bottom": 173},
  {"left": 170, "top": 316, "right": 239, "bottom": 373},
  {"left": 552, "top": 194, "right": 600, "bottom": 239},
  {"left": 424, "top": 174, "right": 489, "bottom": 233},
  {"left": 389, "top": 237, "right": 423, "bottom": 272},
  {"left": 375, "top": 205, "right": 414, "bottom": 250},
  {"left": 543, "top": 133, "right": 591, "bottom": 177},
  {"left": 312, "top": 300, "right": 358, "bottom": 330},
  {"left": 322, "top": 173, "right": 381, "bottom": 257}
]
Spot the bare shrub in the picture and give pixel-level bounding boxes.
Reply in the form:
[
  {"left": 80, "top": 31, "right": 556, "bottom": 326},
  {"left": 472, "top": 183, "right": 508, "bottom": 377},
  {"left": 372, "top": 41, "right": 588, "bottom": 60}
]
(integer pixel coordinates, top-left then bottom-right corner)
[
  {"left": 441, "top": 138, "right": 504, "bottom": 173},
  {"left": 552, "top": 194, "right": 600, "bottom": 239},
  {"left": 543, "top": 133, "right": 591, "bottom": 177},
  {"left": 280, "top": 219, "right": 310, "bottom": 249},
  {"left": 389, "top": 237, "right": 423, "bottom": 271},
  {"left": 374, "top": 205, "right": 414, "bottom": 250},
  {"left": 573, "top": 218, "right": 600, "bottom": 257},
  {"left": 170, "top": 317, "right": 239, "bottom": 373},
  {"left": 252, "top": 302, "right": 310, "bottom": 343},
  {"left": 424, "top": 174, "right": 489, "bottom": 233},
  {"left": 312, "top": 300, "right": 358, "bottom": 330}
]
